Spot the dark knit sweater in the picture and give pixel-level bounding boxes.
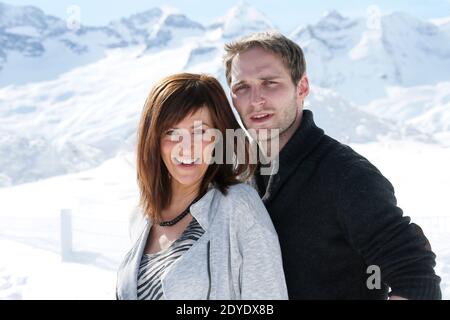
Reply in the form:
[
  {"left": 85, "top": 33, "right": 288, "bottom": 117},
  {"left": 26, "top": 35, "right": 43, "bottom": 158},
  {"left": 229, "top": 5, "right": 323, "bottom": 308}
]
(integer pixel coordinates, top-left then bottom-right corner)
[{"left": 252, "top": 110, "right": 441, "bottom": 300}]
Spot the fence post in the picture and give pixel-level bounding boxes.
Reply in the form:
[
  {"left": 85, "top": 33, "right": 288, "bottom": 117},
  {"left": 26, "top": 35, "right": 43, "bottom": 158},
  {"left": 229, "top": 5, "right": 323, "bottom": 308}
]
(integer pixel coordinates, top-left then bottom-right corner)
[{"left": 60, "top": 209, "right": 73, "bottom": 262}]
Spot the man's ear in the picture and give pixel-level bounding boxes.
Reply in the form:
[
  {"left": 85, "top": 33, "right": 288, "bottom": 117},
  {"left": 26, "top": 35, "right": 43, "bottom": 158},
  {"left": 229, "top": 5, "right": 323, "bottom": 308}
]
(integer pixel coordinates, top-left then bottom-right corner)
[{"left": 297, "top": 74, "right": 310, "bottom": 101}]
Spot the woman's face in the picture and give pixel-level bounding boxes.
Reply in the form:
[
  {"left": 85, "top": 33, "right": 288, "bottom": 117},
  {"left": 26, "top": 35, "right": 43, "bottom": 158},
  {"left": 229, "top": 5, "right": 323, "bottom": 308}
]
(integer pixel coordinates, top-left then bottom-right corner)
[{"left": 160, "top": 106, "right": 216, "bottom": 189}]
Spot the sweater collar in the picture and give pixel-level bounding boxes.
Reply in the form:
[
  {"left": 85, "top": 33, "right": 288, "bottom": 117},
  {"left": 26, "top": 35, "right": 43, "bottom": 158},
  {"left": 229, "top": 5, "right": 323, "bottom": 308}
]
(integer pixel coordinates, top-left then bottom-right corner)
[
  {"left": 253, "top": 109, "right": 325, "bottom": 204},
  {"left": 188, "top": 186, "right": 216, "bottom": 231}
]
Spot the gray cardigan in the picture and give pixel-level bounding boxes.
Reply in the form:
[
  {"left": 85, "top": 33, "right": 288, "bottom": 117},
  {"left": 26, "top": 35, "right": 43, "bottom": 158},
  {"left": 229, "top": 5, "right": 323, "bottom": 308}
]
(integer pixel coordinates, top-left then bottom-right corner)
[{"left": 115, "top": 183, "right": 288, "bottom": 300}]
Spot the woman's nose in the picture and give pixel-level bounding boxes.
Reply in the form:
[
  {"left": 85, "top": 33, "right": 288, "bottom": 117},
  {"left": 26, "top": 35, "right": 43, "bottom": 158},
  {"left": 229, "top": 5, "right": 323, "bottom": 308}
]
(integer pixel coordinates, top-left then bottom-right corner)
[{"left": 179, "top": 133, "right": 197, "bottom": 157}]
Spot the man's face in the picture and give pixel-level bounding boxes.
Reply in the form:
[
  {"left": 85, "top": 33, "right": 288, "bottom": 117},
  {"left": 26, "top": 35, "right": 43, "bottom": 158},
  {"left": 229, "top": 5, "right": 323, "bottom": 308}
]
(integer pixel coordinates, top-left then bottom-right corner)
[{"left": 229, "top": 47, "right": 308, "bottom": 140}]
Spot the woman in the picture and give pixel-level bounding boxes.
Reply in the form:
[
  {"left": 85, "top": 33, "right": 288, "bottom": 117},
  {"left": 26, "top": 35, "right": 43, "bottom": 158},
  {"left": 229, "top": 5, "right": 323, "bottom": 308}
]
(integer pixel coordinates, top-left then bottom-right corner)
[{"left": 116, "top": 73, "right": 288, "bottom": 300}]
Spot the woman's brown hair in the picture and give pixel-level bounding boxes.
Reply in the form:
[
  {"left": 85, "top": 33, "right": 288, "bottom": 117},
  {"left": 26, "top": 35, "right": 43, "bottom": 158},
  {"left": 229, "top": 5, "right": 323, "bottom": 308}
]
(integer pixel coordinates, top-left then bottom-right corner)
[{"left": 136, "top": 73, "right": 255, "bottom": 222}]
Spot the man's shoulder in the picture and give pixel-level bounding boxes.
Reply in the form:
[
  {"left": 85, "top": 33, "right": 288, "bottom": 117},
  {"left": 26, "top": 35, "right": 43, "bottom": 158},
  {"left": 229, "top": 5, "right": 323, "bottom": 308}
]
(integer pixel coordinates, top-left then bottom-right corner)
[{"left": 312, "top": 134, "right": 383, "bottom": 180}]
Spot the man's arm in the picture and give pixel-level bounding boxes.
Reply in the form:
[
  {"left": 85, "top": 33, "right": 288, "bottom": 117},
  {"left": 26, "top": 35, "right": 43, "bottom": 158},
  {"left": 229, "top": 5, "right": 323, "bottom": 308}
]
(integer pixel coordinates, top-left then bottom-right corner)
[{"left": 335, "top": 159, "right": 441, "bottom": 300}]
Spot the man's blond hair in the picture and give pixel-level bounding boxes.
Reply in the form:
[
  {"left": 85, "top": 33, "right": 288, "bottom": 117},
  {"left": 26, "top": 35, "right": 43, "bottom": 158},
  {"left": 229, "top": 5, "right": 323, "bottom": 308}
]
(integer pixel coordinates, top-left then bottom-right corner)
[{"left": 224, "top": 31, "right": 306, "bottom": 86}]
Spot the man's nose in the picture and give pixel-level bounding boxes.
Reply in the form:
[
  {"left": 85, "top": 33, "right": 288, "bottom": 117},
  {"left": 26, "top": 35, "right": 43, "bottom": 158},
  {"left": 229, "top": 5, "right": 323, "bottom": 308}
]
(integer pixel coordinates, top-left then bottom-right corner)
[{"left": 249, "top": 86, "right": 265, "bottom": 108}]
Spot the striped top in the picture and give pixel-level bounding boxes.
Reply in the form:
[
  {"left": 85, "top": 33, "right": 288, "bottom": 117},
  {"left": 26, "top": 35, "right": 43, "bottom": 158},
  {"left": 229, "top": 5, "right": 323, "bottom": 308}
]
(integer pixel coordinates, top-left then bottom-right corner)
[{"left": 136, "top": 217, "right": 205, "bottom": 300}]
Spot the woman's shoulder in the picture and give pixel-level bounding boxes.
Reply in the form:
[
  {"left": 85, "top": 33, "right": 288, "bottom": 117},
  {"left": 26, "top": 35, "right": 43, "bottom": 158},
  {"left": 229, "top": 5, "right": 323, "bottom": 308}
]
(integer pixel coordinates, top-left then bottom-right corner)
[
  {"left": 224, "top": 183, "right": 261, "bottom": 200},
  {"left": 217, "top": 183, "right": 274, "bottom": 231},
  {"left": 128, "top": 204, "right": 147, "bottom": 242}
]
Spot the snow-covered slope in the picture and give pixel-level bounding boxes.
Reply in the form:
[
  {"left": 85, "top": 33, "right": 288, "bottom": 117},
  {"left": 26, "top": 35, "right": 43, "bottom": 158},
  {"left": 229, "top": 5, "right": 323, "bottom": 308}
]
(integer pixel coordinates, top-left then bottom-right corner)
[
  {"left": 0, "top": 239, "right": 117, "bottom": 299},
  {"left": 305, "top": 86, "right": 431, "bottom": 144},
  {"left": 1, "top": 140, "right": 449, "bottom": 299},
  {"left": 292, "top": 10, "right": 450, "bottom": 103},
  {"left": 0, "top": 151, "right": 138, "bottom": 299},
  {"left": 362, "top": 81, "right": 450, "bottom": 145}
]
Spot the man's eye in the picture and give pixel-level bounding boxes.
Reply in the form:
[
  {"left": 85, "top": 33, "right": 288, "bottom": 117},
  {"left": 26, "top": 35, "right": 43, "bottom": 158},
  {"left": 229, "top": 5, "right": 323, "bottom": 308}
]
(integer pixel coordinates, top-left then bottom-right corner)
[
  {"left": 264, "top": 81, "right": 277, "bottom": 86},
  {"left": 234, "top": 85, "right": 248, "bottom": 93}
]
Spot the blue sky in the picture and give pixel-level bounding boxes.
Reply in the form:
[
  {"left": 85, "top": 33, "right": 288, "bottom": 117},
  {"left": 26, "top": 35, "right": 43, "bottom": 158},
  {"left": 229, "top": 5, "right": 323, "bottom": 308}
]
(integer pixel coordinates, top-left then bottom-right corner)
[{"left": 5, "top": 0, "right": 450, "bottom": 32}]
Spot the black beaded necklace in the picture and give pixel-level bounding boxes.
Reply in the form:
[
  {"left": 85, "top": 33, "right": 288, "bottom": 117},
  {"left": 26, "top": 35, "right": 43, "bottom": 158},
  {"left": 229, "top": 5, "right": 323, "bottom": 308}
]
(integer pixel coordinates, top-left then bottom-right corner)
[{"left": 158, "top": 194, "right": 203, "bottom": 227}]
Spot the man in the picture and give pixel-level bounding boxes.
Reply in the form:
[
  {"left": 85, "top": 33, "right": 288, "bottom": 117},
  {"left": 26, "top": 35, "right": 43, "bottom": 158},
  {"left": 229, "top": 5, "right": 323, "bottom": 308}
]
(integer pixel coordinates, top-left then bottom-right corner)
[{"left": 223, "top": 31, "right": 441, "bottom": 299}]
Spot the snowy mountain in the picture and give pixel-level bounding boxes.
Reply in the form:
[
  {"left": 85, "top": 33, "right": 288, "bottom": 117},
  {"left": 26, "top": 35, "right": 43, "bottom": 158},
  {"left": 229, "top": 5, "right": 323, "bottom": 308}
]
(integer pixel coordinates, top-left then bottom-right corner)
[
  {"left": 292, "top": 10, "right": 450, "bottom": 104},
  {"left": 143, "top": 13, "right": 204, "bottom": 50},
  {"left": 2, "top": 1, "right": 450, "bottom": 98},
  {"left": 108, "top": 8, "right": 167, "bottom": 46},
  {"left": 208, "top": 0, "right": 275, "bottom": 38},
  {"left": 0, "top": 1, "right": 275, "bottom": 87},
  {"left": 362, "top": 81, "right": 450, "bottom": 145},
  {"left": 305, "top": 86, "right": 431, "bottom": 144},
  {"left": 0, "top": 3, "right": 206, "bottom": 86},
  {"left": 0, "top": 40, "right": 428, "bottom": 187},
  {"left": 110, "top": 8, "right": 205, "bottom": 51},
  {"left": 0, "top": 131, "right": 106, "bottom": 187},
  {"left": 0, "top": 1, "right": 448, "bottom": 188},
  {"left": 0, "top": 2, "right": 128, "bottom": 86},
  {"left": 430, "top": 15, "right": 450, "bottom": 35}
]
